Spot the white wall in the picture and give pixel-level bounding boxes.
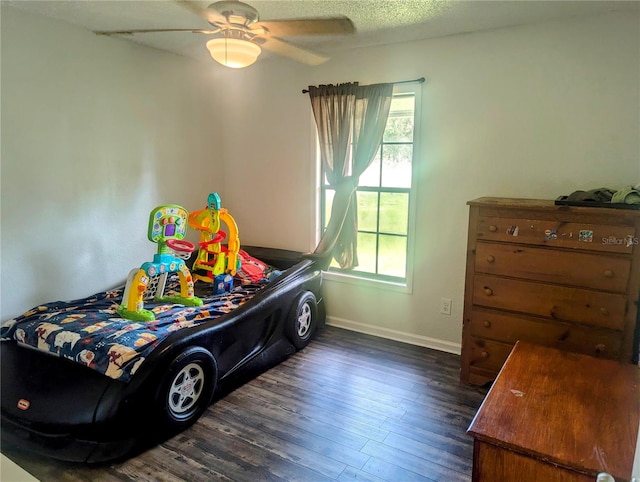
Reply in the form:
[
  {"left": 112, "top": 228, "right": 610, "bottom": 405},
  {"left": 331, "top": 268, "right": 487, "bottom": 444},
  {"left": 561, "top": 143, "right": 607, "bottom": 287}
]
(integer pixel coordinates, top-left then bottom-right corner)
[
  {"left": 219, "top": 11, "right": 640, "bottom": 351},
  {"left": 0, "top": 7, "right": 222, "bottom": 320},
  {"left": 214, "top": 64, "right": 319, "bottom": 252}
]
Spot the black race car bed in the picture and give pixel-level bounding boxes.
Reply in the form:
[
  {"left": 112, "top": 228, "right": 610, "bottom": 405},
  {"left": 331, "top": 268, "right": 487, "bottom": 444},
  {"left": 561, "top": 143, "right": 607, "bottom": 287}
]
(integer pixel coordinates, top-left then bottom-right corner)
[{"left": 1, "top": 181, "right": 356, "bottom": 463}]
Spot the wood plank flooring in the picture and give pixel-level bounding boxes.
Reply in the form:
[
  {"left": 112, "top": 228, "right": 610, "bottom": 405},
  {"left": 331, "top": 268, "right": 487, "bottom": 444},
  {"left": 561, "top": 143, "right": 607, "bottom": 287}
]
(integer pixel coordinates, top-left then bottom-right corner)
[{"left": 3, "top": 326, "right": 488, "bottom": 481}]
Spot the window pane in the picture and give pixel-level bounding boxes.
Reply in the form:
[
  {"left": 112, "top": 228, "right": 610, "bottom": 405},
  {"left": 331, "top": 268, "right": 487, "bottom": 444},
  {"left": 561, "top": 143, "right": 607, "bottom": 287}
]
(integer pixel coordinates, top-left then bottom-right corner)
[
  {"left": 357, "top": 191, "right": 378, "bottom": 232},
  {"left": 324, "top": 189, "right": 335, "bottom": 229},
  {"left": 359, "top": 147, "right": 381, "bottom": 187},
  {"left": 353, "top": 232, "right": 377, "bottom": 274},
  {"left": 381, "top": 144, "right": 412, "bottom": 188},
  {"left": 379, "top": 193, "right": 409, "bottom": 235},
  {"left": 378, "top": 235, "right": 407, "bottom": 278},
  {"left": 383, "top": 95, "right": 415, "bottom": 143}
]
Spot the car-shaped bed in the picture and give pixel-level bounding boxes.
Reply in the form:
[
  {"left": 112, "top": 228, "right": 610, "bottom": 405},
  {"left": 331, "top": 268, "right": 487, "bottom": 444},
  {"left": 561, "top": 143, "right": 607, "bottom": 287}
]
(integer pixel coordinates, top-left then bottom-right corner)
[{"left": 1, "top": 182, "right": 355, "bottom": 463}]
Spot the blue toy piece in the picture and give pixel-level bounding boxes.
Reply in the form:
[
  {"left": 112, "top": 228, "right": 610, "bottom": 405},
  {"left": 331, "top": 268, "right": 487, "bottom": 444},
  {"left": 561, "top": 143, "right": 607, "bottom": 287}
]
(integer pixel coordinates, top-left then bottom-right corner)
[{"left": 213, "top": 274, "right": 234, "bottom": 294}]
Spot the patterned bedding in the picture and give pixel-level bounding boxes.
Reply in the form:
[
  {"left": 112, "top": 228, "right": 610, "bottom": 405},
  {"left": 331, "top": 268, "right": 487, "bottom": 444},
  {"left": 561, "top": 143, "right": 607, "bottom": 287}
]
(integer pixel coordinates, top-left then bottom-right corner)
[{"left": 0, "top": 279, "right": 269, "bottom": 383}]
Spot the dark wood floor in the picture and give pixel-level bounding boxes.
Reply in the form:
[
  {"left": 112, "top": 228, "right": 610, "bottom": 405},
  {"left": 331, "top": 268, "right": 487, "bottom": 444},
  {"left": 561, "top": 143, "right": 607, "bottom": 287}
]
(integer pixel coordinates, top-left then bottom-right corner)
[{"left": 3, "top": 326, "right": 488, "bottom": 482}]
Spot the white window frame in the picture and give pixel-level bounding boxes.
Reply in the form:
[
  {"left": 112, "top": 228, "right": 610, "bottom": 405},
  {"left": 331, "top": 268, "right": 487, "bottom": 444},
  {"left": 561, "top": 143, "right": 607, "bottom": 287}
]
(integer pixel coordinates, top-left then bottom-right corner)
[{"left": 318, "top": 84, "right": 422, "bottom": 293}]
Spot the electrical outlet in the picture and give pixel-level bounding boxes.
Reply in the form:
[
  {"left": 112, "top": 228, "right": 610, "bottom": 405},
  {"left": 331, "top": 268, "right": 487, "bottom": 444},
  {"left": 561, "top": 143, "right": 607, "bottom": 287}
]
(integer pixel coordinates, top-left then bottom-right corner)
[{"left": 440, "top": 298, "right": 452, "bottom": 315}]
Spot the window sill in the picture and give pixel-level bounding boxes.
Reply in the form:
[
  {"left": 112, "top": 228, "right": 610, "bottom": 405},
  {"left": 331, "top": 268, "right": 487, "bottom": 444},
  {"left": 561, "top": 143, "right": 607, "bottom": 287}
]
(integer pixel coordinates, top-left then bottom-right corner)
[{"left": 322, "top": 270, "right": 413, "bottom": 294}]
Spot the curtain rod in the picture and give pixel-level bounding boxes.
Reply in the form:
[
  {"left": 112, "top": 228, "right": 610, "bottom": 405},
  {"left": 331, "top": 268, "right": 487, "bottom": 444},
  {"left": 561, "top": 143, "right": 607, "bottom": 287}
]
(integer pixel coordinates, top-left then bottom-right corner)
[{"left": 301, "top": 77, "right": 425, "bottom": 94}]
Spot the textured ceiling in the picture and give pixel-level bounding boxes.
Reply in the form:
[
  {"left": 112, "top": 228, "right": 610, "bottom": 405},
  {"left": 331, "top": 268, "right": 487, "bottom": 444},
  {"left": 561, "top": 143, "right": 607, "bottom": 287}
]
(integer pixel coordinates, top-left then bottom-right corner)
[{"left": 5, "top": 0, "right": 638, "bottom": 63}]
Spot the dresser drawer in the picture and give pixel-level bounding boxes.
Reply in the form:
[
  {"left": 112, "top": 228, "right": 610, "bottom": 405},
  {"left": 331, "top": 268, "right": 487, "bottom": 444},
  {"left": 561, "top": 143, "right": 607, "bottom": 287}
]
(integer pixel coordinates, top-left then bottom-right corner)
[
  {"left": 465, "top": 337, "right": 513, "bottom": 374},
  {"left": 472, "top": 274, "right": 627, "bottom": 330},
  {"left": 476, "top": 216, "right": 637, "bottom": 254},
  {"left": 475, "top": 242, "right": 631, "bottom": 292},
  {"left": 466, "top": 309, "right": 622, "bottom": 358}
]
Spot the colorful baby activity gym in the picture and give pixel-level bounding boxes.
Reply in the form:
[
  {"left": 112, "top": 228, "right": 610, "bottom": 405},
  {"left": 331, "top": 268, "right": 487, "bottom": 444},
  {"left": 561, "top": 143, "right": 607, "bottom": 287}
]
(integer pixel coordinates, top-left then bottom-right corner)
[
  {"left": 117, "top": 204, "right": 203, "bottom": 321},
  {"left": 188, "top": 192, "right": 241, "bottom": 294}
]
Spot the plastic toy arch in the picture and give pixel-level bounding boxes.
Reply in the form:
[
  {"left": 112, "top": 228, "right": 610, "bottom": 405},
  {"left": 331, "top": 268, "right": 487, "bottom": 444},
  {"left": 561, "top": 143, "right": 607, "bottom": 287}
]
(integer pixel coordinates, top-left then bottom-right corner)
[{"left": 117, "top": 204, "right": 203, "bottom": 322}]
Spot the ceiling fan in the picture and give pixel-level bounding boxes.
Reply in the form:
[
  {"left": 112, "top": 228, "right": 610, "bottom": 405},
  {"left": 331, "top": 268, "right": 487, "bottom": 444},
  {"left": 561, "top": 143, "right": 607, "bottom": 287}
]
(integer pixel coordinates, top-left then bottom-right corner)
[{"left": 95, "top": 0, "right": 356, "bottom": 68}]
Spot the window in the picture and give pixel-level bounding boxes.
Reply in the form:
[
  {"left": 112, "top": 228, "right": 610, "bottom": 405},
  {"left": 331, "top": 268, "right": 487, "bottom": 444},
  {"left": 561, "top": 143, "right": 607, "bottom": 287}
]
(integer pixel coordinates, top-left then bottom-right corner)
[{"left": 321, "top": 87, "right": 418, "bottom": 285}]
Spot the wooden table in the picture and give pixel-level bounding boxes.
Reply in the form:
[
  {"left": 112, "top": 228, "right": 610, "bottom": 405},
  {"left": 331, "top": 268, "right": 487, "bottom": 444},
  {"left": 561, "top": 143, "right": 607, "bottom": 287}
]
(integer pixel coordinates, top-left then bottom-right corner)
[{"left": 467, "top": 341, "right": 640, "bottom": 482}]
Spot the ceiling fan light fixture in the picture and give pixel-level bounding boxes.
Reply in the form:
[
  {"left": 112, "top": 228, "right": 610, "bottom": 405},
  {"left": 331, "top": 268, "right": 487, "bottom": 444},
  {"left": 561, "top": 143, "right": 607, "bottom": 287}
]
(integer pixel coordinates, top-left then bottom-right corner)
[{"left": 206, "top": 37, "right": 261, "bottom": 68}]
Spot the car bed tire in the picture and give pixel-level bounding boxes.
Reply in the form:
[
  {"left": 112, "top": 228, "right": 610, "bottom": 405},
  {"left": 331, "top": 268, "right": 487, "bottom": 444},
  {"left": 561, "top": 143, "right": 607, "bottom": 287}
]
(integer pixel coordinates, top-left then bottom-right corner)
[
  {"left": 286, "top": 291, "right": 318, "bottom": 350},
  {"left": 156, "top": 346, "right": 217, "bottom": 432}
]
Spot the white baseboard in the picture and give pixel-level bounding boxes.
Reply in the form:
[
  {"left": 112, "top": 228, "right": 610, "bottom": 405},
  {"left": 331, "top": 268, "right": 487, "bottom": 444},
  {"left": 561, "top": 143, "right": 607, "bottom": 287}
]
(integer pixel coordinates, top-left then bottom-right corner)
[{"left": 326, "top": 316, "right": 462, "bottom": 355}]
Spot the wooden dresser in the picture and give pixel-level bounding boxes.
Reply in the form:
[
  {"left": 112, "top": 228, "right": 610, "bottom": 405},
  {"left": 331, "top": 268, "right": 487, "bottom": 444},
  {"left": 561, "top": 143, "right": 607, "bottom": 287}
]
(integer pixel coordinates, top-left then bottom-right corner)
[
  {"left": 467, "top": 341, "right": 640, "bottom": 482},
  {"left": 461, "top": 197, "right": 640, "bottom": 385}
]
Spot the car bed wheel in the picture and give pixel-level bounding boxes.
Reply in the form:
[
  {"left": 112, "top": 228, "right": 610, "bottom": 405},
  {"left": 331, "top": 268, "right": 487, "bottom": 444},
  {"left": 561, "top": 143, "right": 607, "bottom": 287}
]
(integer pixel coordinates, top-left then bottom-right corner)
[
  {"left": 286, "top": 291, "right": 317, "bottom": 350},
  {"left": 157, "top": 347, "right": 217, "bottom": 431}
]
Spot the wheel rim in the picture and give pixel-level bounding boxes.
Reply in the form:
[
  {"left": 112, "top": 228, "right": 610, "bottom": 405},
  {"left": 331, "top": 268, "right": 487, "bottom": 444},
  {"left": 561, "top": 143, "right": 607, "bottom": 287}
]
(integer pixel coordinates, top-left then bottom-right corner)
[
  {"left": 296, "top": 302, "right": 312, "bottom": 338},
  {"left": 168, "top": 362, "right": 205, "bottom": 415}
]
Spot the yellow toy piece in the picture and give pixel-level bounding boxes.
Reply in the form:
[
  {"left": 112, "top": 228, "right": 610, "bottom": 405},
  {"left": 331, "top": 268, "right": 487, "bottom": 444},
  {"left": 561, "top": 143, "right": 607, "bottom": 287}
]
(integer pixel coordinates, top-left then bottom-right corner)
[{"left": 188, "top": 193, "right": 241, "bottom": 293}]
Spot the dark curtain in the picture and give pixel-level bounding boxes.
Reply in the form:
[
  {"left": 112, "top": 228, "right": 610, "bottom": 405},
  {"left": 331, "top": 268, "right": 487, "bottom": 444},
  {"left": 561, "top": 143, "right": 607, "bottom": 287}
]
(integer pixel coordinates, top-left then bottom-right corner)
[{"left": 309, "top": 81, "right": 394, "bottom": 269}]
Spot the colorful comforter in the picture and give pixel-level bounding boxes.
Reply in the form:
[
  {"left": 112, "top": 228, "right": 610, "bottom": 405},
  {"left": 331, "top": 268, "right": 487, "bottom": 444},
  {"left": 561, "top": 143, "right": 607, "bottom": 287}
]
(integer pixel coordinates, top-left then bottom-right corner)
[{"left": 0, "top": 280, "right": 268, "bottom": 383}]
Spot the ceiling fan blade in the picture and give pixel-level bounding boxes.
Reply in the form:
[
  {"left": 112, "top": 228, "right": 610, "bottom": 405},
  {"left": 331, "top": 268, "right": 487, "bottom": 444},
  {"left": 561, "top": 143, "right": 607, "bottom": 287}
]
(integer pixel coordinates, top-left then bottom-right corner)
[
  {"left": 258, "top": 36, "right": 329, "bottom": 66},
  {"left": 95, "top": 28, "right": 219, "bottom": 36},
  {"left": 174, "top": 0, "right": 225, "bottom": 25},
  {"left": 252, "top": 17, "right": 355, "bottom": 37}
]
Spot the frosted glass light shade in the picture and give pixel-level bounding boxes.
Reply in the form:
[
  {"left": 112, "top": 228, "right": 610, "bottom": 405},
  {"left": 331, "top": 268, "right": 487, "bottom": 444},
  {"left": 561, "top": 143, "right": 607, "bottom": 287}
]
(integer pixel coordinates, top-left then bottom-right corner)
[{"left": 206, "top": 38, "right": 261, "bottom": 69}]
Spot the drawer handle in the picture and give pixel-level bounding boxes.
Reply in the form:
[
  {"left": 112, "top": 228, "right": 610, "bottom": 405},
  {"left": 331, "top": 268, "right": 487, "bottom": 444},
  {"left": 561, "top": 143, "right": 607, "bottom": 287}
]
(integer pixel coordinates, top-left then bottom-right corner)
[
  {"left": 595, "top": 344, "right": 606, "bottom": 353},
  {"left": 481, "top": 351, "right": 489, "bottom": 359},
  {"left": 483, "top": 320, "right": 492, "bottom": 328},
  {"left": 488, "top": 225, "right": 498, "bottom": 232},
  {"left": 484, "top": 287, "right": 493, "bottom": 296},
  {"left": 600, "top": 307, "right": 609, "bottom": 316},
  {"left": 486, "top": 255, "right": 495, "bottom": 263},
  {"left": 604, "top": 269, "right": 614, "bottom": 278}
]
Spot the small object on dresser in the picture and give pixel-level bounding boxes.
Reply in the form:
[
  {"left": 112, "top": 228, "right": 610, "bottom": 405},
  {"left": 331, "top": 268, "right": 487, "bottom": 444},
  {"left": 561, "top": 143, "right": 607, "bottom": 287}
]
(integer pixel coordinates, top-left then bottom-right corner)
[{"left": 556, "top": 185, "right": 640, "bottom": 209}]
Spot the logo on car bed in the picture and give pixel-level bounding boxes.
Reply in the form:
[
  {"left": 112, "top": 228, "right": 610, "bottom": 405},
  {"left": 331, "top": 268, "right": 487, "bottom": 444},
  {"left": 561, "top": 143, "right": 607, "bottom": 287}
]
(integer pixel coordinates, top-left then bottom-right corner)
[{"left": 17, "top": 399, "right": 30, "bottom": 410}]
